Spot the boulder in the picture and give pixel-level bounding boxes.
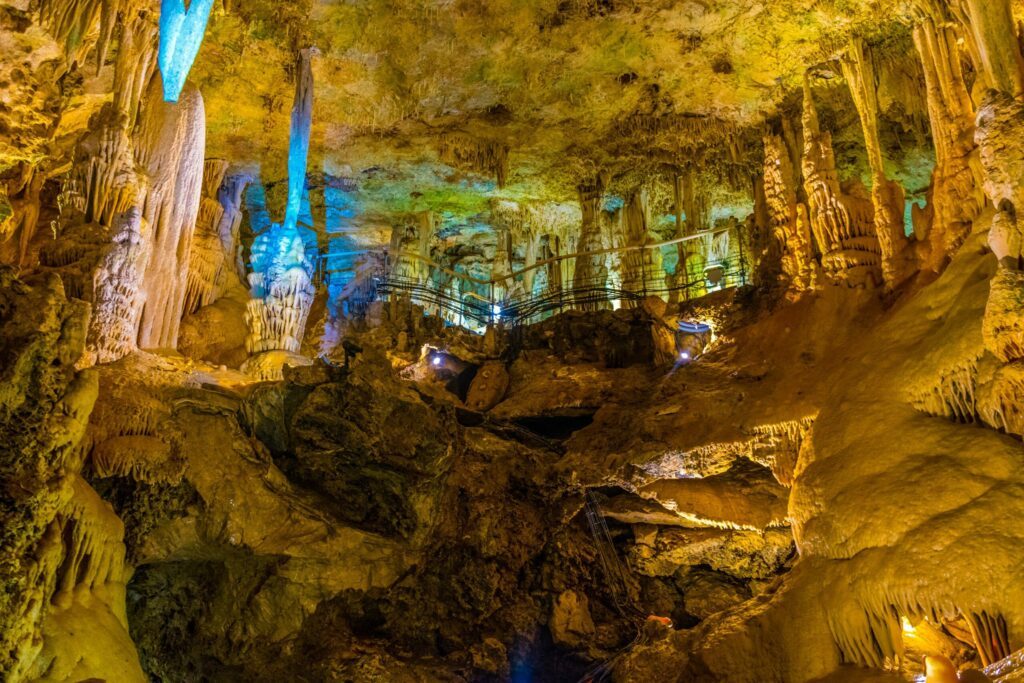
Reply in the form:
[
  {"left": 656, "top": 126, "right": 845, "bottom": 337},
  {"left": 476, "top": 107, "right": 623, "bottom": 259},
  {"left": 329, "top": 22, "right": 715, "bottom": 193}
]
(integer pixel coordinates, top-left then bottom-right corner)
[
  {"left": 465, "top": 361, "right": 509, "bottom": 411},
  {"left": 549, "top": 590, "right": 596, "bottom": 648}
]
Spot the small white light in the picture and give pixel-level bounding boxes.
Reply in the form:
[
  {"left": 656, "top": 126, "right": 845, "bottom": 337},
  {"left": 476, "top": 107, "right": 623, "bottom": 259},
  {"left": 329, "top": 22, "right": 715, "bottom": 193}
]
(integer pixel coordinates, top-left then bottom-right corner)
[
  {"left": 680, "top": 351, "right": 691, "bottom": 361},
  {"left": 432, "top": 355, "right": 442, "bottom": 367},
  {"left": 492, "top": 303, "right": 502, "bottom": 317}
]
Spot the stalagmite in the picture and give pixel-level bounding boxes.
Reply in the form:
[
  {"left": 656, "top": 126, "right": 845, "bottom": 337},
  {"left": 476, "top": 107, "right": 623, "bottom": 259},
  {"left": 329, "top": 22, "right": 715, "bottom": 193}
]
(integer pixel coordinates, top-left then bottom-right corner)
[
  {"left": 762, "top": 133, "right": 816, "bottom": 293},
  {"left": 912, "top": 16, "right": 986, "bottom": 267},
  {"left": 619, "top": 188, "right": 650, "bottom": 303},
  {"left": 841, "top": 38, "right": 910, "bottom": 287},
  {"left": 134, "top": 76, "right": 206, "bottom": 349},
  {"left": 157, "top": 0, "right": 215, "bottom": 102},
  {"left": 244, "top": 223, "right": 317, "bottom": 354},
  {"left": 801, "top": 78, "right": 883, "bottom": 287},
  {"left": 572, "top": 175, "right": 610, "bottom": 310},
  {"left": 84, "top": 208, "right": 150, "bottom": 365},
  {"left": 389, "top": 210, "right": 434, "bottom": 283}
]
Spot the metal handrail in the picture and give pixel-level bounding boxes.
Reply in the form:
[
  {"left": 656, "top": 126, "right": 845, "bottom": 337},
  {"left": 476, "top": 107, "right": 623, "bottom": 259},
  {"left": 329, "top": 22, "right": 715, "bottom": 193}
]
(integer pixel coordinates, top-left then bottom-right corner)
[
  {"left": 323, "top": 223, "right": 747, "bottom": 329},
  {"left": 388, "top": 224, "right": 735, "bottom": 288}
]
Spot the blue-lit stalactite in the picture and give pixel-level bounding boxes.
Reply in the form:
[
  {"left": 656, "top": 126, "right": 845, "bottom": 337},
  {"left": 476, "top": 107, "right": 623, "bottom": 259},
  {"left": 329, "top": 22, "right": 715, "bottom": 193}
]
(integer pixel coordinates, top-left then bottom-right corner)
[
  {"left": 285, "top": 48, "right": 315, "bottom": 233},
  {"left": 158, "top": 0, "right": 215, "bottom": 102}
]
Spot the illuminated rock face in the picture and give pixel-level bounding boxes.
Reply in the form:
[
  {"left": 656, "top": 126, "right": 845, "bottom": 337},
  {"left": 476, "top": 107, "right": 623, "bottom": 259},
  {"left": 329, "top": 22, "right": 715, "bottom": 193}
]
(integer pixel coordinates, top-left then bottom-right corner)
[{"left": 11, "top": 0, "right": 1024, "bottom": 681}]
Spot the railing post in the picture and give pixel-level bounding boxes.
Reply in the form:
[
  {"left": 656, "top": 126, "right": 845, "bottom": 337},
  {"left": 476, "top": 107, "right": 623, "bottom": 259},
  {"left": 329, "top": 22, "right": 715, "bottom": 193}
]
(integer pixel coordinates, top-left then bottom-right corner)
[
  {"left": 738, "top": 223, "right": 747, "bottom": 286},
  {"left": 640, "top": 247, "right": 647, "bottom": 300}
]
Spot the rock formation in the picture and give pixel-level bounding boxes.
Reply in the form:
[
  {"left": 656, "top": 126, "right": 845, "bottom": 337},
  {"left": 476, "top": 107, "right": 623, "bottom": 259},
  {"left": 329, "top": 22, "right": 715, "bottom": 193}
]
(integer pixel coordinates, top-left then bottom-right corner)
[
  {"left": 7, "top": 1, "right": 1024, "bottom": 682},
  {"left": 912, "top": 12, "right": 987, "bottom": 268},
  {"left": 800, "top": 79, "right": 883, "bottom": 288},
  {"left": 244, "top": 48, "right": 317, "bottom": 364},
  {"left": 762, "top": 130, "right": 816, "bottom": 294}
]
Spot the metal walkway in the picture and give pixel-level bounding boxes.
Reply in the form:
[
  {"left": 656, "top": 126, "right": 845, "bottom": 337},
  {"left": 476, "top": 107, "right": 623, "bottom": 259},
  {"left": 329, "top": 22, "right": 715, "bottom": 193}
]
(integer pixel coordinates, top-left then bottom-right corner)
[{"left": 359, "top": 226, "right": 750, "bottom": 329}]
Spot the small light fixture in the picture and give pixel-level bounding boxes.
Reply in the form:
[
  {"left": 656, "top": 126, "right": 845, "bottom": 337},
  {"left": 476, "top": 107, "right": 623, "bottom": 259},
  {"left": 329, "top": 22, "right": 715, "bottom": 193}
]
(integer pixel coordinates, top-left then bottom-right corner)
[
  {"left": 680, "top": 351, "right": 691, "bottom": 361},
  {"left": 492, "top": 303, "right": 502, "bottom": 318},
  {"left": 432, "top": 355, "right": 443, "bottom": 367}
]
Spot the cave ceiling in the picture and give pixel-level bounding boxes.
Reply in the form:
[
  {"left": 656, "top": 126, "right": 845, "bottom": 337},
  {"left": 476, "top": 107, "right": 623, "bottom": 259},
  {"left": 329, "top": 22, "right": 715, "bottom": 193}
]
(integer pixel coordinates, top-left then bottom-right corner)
[
  {"left": 7, "top": 0, "right": 1015, "bottom": 241},
  {"left": 175, "top": 0, "right": 946, "bottom": 239}
]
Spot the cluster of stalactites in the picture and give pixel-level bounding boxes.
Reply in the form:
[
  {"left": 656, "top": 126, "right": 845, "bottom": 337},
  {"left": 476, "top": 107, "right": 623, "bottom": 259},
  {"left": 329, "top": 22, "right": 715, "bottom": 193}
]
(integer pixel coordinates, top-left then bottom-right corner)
[
  {"left": 801, "top": 79, "right": 884, "bottom": 288},
  {"left": 183, "top": 160, "right": 249, "bottom": 315},
  {"left": 911, "top": 14, "right": 987, "bottom": 266},
  {"left": 37, "top": 0, "right": 130, "bottom": 73},
  {"left": 437, "top": 132, "right": 511, "bottom": 188},
  {"left": 489, "top": 198, "right": 581, "bottom": 296}
]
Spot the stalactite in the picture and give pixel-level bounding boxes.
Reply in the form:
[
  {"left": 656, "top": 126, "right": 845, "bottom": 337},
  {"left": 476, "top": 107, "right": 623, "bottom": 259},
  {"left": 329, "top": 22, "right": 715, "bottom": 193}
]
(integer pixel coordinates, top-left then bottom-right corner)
[
  {"left": 801, "top": 78, "right": 883, "bottom": 288},
  {"left": 157, "top": 0, "right": 215, "bottom": 103},
  {"left": 763, "top": 133, "right": 816, "bottom": 294},
  {"left": 284, "top": 48, "right": 315, "bottom": 233},
  {"left": 912, "top": 17, "right": 986, "bottom": 268},
  {"left": 572, "top": 175, "right": 610, "bottom": 311},
  {"left": 134, "top": 75, "right": 206, "bottom": 349},
  {"left": 438, "top": 133, "right": 511, "bottom": 188},
  {"left": 909, "top": 356, "right": 981, "bottom": 424},
  {"left": 841, "top": 38, "right": 911, "bottom": 288},
  {"left": 955, "top": 0, "right": 1024, "bottom": 98}
]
